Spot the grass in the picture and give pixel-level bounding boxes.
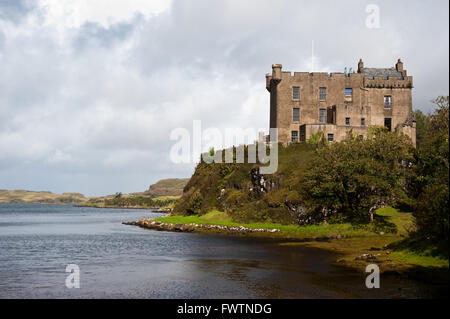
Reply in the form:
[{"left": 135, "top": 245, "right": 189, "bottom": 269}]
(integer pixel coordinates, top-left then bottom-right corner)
[
  {"left": 144, "top": 178, "right": 189, "bottom": 197},
  {"left": 156, "top": 208, "right": 449, "bottom": 273},
  {"left": 157, "top": 211, "right": 370, "bottom": 238}
]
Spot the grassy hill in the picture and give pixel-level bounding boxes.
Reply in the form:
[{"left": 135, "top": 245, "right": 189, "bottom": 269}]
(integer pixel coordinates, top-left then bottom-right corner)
[
  {"left": 0, "top": 190, "right": 86, "bottom": 204},
  {"left": 172, "top": 143, "right": 316, "bottom": 224},
  {"left": 143, "top": 178, "right": 189, "bottom": 197}
]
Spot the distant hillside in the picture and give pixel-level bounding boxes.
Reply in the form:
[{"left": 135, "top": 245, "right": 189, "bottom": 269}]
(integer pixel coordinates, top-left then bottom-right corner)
[
  {"left": 144, "top": 178, "right": 189, "bottom": 197},
  {"left": 0, "top": 190, "right": 87, "bottom": 204},
  {"left": 0, "top": 178, "right": 189, "bottom": 206}
]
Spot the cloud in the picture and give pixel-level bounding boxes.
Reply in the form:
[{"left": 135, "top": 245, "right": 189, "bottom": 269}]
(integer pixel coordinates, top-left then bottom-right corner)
[
  {"left": 0, "top": 0, "right": 36, "bottom": 23},
  {"left": 39, "top": 0, "right": 171, "bottom": 28},
  {"left": 0, "top": 0, "right": 448, "bottom": 196}
]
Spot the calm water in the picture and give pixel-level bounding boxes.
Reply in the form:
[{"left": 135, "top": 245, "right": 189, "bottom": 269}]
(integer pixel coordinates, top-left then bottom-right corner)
[{"left": 0, "top": 203, "right": 444, "bottom": 298}]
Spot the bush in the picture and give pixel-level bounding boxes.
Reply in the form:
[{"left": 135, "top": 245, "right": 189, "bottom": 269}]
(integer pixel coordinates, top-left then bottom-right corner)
[{"left": 186, "top": 190, "right": 203, "bottom": 215}]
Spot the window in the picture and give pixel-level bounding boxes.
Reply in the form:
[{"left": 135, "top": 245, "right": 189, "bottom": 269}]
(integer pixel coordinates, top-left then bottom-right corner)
[
  {"left": 344, "top": 88, "right": 353, "bottom": 102},
  {"left": 345, "top": 117, "right": 350, "bottom": 126},
  {"left": 384, "top": 118, "right": 392, "bottom": 131},
  {"left": 327, "top": 133, "right": 334, "bottom": 142},
  {"left": 293, "top": 108, "right": 300, "bottom": 122},
  {"left": 292, "top": 87, "right": 300, "bottom": 100},
  {"left": 300, "top": 125, "right": 306, "bottom": 142},
  {"left": 384, "top": 96, "right": 392, "bottom": 108},
  {"left": 291, "top": 131, "right": 298, "bottom": 143},
  {"left": 319, "top": 87, "right": 327, "bottom": 101},
  {"left": 319, "top": 108, "right": 326, "bottom": 123},
  {"left": 361, "top": 118, "right": 365, "bottom": 126}
]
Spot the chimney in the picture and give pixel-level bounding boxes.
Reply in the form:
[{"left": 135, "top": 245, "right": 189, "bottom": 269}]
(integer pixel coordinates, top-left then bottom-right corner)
[
  {"left": 357, "top": 58, "right": 364, "bottom": 73},
  {"left": 396, "top": 58, "right": 403, "bottom": 72}
]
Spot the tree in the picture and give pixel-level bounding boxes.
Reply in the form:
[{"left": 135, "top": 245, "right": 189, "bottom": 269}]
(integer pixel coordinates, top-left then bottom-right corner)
[
  {"left": 302, "top": 128, "right": 414, "bottom": 223},
  {"left": 413, "top": 96, "right": 449, "bottom": 246},
  {"left": 414, "top": 109, "right": 430, "bottom": 148}
]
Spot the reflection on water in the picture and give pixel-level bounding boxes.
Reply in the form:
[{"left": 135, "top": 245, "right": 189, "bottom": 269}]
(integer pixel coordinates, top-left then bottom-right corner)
[{"left": 0, "top": 203, "right": 444, "bottom": 298}]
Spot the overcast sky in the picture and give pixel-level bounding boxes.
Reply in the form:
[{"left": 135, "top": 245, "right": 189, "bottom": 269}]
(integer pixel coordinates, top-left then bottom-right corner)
[{"left": 0, "top": 0, "right": 448, "bottom": 196}]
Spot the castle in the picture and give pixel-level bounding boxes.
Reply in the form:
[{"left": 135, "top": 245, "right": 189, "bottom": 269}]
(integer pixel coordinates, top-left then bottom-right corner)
[{"left": 266, "top": 59, "right": 416, "bottom": 146}]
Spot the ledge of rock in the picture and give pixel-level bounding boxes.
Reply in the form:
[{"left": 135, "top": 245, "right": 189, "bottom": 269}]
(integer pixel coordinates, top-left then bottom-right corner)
[{"left": 123, "top": 217, "right": 281, "bottom": 234}]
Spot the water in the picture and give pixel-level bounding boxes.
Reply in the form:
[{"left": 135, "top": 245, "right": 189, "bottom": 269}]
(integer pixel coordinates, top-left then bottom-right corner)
[{"left": 0, "top": 203, "right": 444, "bottom": 298}]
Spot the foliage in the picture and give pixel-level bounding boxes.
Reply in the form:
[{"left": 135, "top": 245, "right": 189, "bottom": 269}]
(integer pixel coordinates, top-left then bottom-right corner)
[
  {"left": 412, "top": 96, "right": 449, "bottom": 249},
  {"left": 414, "top": 109, "right": 430, "bottom": 148},
  {"left": 307, "top": 131, "right": 325, "bottom": 145},
  {"left": 186, "top": 190, "right": 203, "bottom": 215},
  {"left": 301, "top": 128, "right": 415, "bottom": 222}
]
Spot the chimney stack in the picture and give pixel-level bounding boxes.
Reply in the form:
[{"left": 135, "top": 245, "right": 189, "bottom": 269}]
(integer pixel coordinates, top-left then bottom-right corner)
[
  {"left": 396, "top": 58, "right": 403, "bottom": 72},
  {"left": 357, "top": 58, "right": 364, "bottom": 73}
]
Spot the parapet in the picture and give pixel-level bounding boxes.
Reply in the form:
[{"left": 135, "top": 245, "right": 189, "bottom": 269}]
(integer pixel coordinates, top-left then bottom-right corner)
[{"left": 267, "top": 59, "right": 413, "bottom": 88}]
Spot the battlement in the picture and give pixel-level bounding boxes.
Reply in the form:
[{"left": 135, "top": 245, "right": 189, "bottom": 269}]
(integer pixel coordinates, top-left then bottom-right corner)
[
  {"left": 363, "top": 76, "right": 413, "bottom": 88},
  {"left": 266, "top": 59, "right": 413, "bottom": 91}
]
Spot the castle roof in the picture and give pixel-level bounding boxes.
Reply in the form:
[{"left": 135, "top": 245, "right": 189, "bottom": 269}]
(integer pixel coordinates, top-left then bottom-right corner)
[{"left": 362, "top": 68, "right": 404, "bottom": 80}]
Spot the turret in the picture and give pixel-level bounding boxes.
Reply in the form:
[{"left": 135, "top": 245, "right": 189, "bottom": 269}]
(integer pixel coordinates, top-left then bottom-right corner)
[
  {"left": 272, "top": 64, "right": 282, "bottom": 81},
  {"left": 266, "top": 73, "right": 272, "bottom": 92}
]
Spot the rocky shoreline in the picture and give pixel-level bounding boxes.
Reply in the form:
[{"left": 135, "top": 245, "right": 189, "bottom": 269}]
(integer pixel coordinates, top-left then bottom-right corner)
[
  {"left": 123, "top": 217, "right": 350, "bottom": 242},
  {"left": 123, "top": 217, "right": 281, "bottom": 235}
]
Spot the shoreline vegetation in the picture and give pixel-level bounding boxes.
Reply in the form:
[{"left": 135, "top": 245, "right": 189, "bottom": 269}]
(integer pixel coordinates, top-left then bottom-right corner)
[
  {"left": 79, "top": 195, "right": 179, "bottom": 211},
  {"left": 125, "top": 209, "right": 449, "bottom": 277}
]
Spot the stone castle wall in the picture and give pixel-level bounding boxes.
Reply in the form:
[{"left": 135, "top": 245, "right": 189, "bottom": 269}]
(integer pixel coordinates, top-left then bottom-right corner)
[{"left": 266, "top": 59, "right": 416, "bottom": 145}]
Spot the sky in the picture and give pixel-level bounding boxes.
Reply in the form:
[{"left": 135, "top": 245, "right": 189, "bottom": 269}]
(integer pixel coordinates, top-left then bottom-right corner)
[{"left": 0, "top": 0, "right": 449, "bottom": 196}]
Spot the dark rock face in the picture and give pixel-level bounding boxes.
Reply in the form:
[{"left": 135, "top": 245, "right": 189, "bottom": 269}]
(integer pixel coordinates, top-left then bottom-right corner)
[
  {"left": 250, "top": 168, "right": 268, "bottom": 195},
  {"left": 251, "top": 167, "right": 334, "bottom": 225},
  {"left": 285, "top": 201, "right": 335, "bottom": 225}
]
